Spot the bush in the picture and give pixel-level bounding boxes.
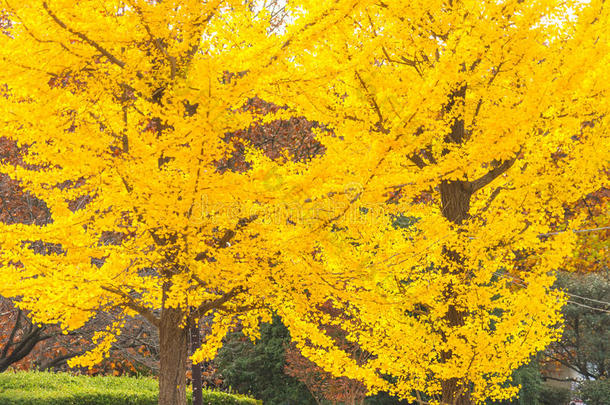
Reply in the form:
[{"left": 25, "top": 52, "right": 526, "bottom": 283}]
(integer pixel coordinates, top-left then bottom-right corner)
[
  {"left": 538, "top": 385, "right": 570, "bottom": 405},
  {"left": 0, "top": 371, "right": 260, "bottom": 405},
  {"left": 578, "top": 378, "right": 610, "bottom": 405}
]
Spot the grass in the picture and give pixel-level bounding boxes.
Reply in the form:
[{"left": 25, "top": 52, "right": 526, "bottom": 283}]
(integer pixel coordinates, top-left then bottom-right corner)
[{"left": 0, "top": 371, "right": 261, "bottom": 405}]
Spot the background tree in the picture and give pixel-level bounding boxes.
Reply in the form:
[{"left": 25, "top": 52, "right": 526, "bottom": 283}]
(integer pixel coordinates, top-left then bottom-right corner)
[
  {"left": 0, "top": 295, "right": 162, "bottom": 375},
  {"left": 0, "top": 297, "right": 55, "bottom": 373},
  {"left": 544, "top": 271, "right": 609, "bottom": 382},
  {"left": 215, "top": 317, "right": 316, "bottom": 405}
]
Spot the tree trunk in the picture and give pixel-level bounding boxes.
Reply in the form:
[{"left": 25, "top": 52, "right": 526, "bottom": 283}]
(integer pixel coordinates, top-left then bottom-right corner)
[
  {"left": 190, "top": 320, "right": 203, "bottom": 405},
  {"left": 439, "top": 179, "right": 473, "bottom": 405},
  {"left": 441, "top": 377, "right": 471, "bottom": 405},
  {"left": 159, "top": 307, "right": 188, "bottom": 405},
  {"left": 439, "top": 180, "right": 471, "bottom": 225}
]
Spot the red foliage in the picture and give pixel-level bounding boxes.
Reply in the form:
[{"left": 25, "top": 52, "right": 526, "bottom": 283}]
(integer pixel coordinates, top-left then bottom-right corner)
[
  {"left": 0, "top": 138, "right": 50, "bottom": 226},
  {"left": 285, "top": 343, "right": 368, "bottom": 405},
  {"left": 284, "top": 302, "right": 368, "bottom": 405},
  {"left": 216, "top": 98, "right": 324, "bottom": 173}
]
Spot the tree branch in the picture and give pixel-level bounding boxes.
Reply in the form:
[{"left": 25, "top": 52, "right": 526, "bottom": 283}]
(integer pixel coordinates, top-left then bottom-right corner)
[
  {"left": 194, "top": 215, "right": 258, "bottom": 262},
  {"left": 42, "top": 2, "right": 126, "bottom": 69},
  {"left": 468, "top": 151, "right": 520, "bottom": 193},
  {"left": 127, "top": 0, "right": 176, "bottom": 79},
  {"left": 478, "top": 186, "right": 506, "bottom": 214},
  {"left": 541, "top": 375, "right": 582, "bottom": 383},
  {"left": 0, "top": 324, "right": 51, "bottom": 372},
  {"left": 39, "top": 350, "right": 84, "bottom": 371},
  {"left": 182, "top": 7, "right": 219, "bottom": 69},
  {"left": 355, "top": 70, "right": 385, "bottom": 130},
  {"left": 407, "top": 153, "right": 427, "bottom": 169},
  {"left": 101, "top": 286, "right": 160, "bottom": 328},
  {"left": 192, "top": 287, "right": 246, "bottom": 319}
]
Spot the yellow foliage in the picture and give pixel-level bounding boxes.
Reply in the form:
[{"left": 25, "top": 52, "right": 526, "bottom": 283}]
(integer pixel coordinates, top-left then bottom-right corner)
[{"left": 0, "top": 1, "right": 608, "bottom": 404}]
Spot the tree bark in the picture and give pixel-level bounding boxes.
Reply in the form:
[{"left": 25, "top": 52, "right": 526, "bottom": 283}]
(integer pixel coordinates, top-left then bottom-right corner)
[
  {"left": 190, "top": 320, "right": 203, "bottom": 405},
  {"left": 439, "top": 179, "right": 473, "bottom": 405},
  {"left": 439, "top": 180, "right": 472, "bottom": 225},
  {"left": 441, "top": 377, "right": 471, "bottom": 405},
  {"left": 158, "top": 307, "right": 188, "bottom": 405}
]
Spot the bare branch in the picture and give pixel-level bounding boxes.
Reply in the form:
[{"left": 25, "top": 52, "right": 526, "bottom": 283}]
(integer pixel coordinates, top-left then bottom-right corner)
[
  {"left": 0, "top": 320, "right": 51, "bottom": 372},
  {"left": 38, "top": 350, "right": 85, "bottom": 371}
]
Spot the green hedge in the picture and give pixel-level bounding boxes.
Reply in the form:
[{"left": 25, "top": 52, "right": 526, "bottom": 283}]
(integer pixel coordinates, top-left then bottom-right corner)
[{"left": 0, "top": 371, "right": 261, "bottom": 405}]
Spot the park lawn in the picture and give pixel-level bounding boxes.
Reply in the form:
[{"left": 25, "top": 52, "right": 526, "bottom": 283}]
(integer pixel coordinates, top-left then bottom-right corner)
[{"left": 0, "top": 371, "right": 261, "bottom": 405}]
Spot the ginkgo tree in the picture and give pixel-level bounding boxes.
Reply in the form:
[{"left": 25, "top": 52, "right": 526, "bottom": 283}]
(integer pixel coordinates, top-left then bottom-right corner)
[
  {"left": 258, "top": 0, "right": 610, "bottom": 404},
  {"left": 0, "top": 1, "right": 609, "bottom": 405},
  {"left": 0, "top": 1, "right": 346, "bottom": 405}
]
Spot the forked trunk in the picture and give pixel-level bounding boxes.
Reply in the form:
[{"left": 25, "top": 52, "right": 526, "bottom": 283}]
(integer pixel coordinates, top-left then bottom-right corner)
[{"left": 159, "top": 307, "right": 188, "bottom": 405}]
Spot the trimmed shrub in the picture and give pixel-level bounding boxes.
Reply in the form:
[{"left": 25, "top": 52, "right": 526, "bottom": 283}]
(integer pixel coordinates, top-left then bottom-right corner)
[{"left": 0, "top": 371, "right": 260, "bottom": 405}]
